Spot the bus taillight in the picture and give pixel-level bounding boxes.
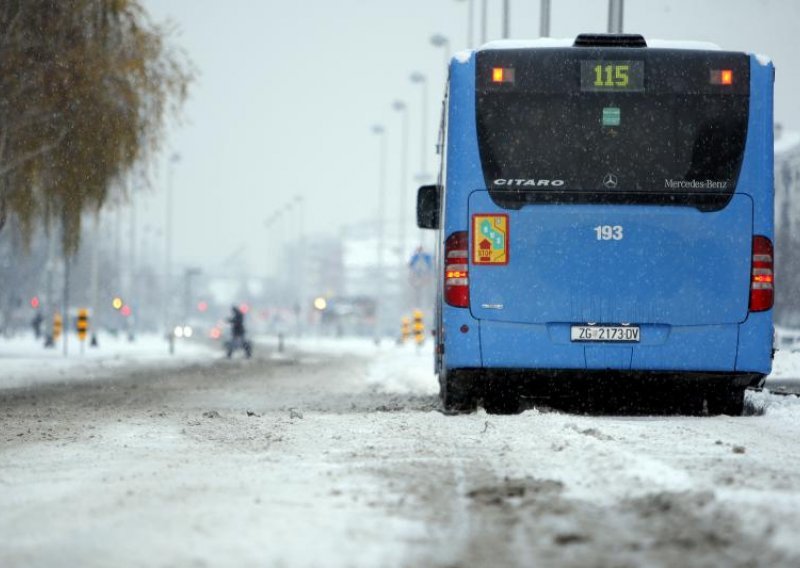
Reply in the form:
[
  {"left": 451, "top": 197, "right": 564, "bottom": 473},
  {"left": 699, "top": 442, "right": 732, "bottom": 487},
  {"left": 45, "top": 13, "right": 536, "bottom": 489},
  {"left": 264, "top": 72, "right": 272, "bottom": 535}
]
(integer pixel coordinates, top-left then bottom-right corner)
[
  {"left": 445, "top": 231, "right": 469, "bottom": 308},
  {"left": 750, "top": 236, "right": 774, "bottom": 312},
  {"left": 491, "top": 67, "right": 515, "bottom": 84},
  {"left": 710, "top": 69, "right": 734, "bottom": 86}
]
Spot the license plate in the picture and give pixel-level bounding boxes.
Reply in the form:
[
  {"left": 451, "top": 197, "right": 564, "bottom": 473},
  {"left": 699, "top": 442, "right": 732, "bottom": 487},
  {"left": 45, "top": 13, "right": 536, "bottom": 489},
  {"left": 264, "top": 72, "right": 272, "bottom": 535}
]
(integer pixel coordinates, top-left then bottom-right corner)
[{"left": 571, "top": 325, "right": 640, "bottom": 342}]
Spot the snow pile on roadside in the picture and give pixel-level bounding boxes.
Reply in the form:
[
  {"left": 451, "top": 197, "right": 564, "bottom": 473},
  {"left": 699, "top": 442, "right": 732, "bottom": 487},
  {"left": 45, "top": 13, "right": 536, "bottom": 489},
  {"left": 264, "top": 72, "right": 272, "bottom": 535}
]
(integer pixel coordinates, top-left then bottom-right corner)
[
  {"left": 0, "top": 334, "right": 213, "bottom": 390},
  {"left": 767, "top": 349, "right": 800, "bottom": 381},
  {"left": 746, "top": 387, "right": 800, "bottom": 415},
  {"left": 291, "top": 336, "right": 438, "bottom": 395},
  {"left": 366, "top": 342, "right": 438, "bottom": 395}
]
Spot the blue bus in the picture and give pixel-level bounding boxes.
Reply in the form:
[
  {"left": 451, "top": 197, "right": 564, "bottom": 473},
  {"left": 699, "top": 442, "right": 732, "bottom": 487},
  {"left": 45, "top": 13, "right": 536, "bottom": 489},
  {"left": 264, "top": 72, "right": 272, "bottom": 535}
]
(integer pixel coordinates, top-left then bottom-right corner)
[{"left": 417, "top": 34, "right": 774, "bottom": 415}]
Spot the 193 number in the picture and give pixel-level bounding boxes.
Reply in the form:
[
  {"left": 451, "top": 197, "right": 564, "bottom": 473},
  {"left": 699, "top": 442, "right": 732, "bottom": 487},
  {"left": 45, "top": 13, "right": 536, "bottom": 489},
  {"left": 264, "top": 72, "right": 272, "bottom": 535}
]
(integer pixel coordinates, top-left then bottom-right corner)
[{"left": 594, "top": 225, "right": 623, "bottom": 240}]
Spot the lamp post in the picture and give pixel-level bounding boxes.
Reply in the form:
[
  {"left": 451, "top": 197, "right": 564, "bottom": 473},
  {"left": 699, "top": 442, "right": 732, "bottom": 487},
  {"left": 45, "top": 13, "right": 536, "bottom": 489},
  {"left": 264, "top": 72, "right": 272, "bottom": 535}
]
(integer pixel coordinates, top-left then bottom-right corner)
[
  {"left": 372, "top": 124, "right": 387, "bottom": 344},
  {"left": 540, "top": 0, "right": 551, "bottom": 37},
  {"left": 165, "top": 152, "right": 180, "bottom": 354},
  {"left": 392, "top": 100, "right": 409, "bottom": 276},
  {"left": 608, "top": 0, "right": 624, "bottom": 33},
  {"left": 409, "top": 72, "right": 430, "bottom": 184},
  {"left": 127, "top": 180, "right": 137, "bottom": 341},
  {"left": 454, "top": 0, "right": 474, "bottom": 48},
  {"left": 502, "top": 0, "right": 510, "bottom": 38},
  {"left": 480, "top": 0, "right": 488, "bottom": 44},
  {"left": 263, "top": 211, "right": 281, "bottom": 279},
  {"left": 430, "top": 33, "right": 451, "bottom": 71},
  {"left": 294, "top": 194, "right": 305, "bottom": 335}
]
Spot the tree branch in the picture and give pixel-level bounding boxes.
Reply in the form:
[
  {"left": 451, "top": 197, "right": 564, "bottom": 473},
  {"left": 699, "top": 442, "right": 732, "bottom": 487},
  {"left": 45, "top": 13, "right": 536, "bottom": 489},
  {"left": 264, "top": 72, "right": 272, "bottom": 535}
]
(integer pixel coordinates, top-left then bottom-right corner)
[{"left": 0, "top": 129, "right": 66, "bottom": 178}]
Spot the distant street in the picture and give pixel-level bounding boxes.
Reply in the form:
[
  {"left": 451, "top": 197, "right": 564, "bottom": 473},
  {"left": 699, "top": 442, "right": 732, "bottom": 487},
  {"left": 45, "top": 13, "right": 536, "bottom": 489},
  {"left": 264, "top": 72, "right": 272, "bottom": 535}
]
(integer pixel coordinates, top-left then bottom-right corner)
[{"left": 2, "top": 339, "right": 800, "bottom": 567}]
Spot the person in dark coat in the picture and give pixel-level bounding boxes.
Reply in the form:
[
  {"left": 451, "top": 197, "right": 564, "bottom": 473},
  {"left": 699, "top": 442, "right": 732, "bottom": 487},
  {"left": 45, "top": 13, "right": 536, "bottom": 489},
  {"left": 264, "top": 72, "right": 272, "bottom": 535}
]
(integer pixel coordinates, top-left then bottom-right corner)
[
  {"left": 31, "top": 311, "right": 44, "bottom": 339},
  {"left": 228, "top": 306, "right": 245, "bottom": 339}
]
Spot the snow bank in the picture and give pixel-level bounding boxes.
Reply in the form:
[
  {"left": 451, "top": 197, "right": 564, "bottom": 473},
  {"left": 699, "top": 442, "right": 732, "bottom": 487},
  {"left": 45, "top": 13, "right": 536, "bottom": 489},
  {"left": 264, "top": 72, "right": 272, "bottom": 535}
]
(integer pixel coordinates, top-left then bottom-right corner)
[
  {"left": 766, "top": 349, "right": 800, "bottom": 382},
  {"left": 291, "top": 336, "right": 438, "bottom": 395},
  {"left": 0, "top": 333, "right": 213, "bottom": 390}
]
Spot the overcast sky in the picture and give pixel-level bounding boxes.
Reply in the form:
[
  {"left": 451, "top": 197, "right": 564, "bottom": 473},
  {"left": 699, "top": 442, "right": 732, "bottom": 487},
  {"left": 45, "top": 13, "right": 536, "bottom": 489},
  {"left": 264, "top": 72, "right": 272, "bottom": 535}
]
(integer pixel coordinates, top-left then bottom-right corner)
[{"left": 140, "top": 0, "right": 800, "bottom": 277}]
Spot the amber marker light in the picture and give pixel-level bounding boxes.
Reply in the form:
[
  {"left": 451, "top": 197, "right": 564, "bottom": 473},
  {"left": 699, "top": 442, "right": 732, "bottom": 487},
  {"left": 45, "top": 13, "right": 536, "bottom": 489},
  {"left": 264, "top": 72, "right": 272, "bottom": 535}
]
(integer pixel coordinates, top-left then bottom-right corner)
[
  {"left": 721, "top": 69, "right": 733, "bottom": 85},
  {"left": 710, "top": 69, "right": 734, "bottom": 86}
]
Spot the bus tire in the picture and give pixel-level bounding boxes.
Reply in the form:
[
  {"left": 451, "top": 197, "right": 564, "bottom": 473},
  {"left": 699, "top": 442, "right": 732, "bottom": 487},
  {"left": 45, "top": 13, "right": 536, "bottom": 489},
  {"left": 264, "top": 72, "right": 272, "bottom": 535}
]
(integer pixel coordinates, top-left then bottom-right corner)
[
  {"left": 440, "top": 370, "right": 477, "bottom": 413},
  {"left": 706, "top": 385, "right": 745, "bottom": 416},
  {"left": 483, "top": 390, "right": 522, "bottom": 415}
]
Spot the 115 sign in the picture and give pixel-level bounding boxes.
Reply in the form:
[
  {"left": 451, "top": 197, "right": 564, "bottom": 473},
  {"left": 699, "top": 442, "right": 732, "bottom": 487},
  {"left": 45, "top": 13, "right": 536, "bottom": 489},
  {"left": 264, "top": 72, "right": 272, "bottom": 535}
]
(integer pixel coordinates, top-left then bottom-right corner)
[{"left": 580, "top": 60, "right": 644, "bottom": 92}]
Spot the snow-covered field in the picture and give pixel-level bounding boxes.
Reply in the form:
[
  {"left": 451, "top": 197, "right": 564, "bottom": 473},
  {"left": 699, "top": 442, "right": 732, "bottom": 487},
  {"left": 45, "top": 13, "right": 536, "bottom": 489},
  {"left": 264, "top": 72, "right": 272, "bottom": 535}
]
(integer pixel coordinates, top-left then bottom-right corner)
[{"left": 2, "top": 336, "right": 800, "bottom": 566}]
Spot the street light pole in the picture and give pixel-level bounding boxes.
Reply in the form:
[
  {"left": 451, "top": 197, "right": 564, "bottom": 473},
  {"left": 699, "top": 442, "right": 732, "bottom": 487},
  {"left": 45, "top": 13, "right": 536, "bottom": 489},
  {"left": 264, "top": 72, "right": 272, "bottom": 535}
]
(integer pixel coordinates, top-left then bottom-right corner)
[
  {"left": 264, "top": 212, "right": 280, "bottom": 279},
  {"left": 540, "top": 0, "right": 551, "bottom": 37},
  {"left": 128, "top": 180, "right": 137, "bottom": 341},
  {"left": 480, "top": 0, "right": 488, "bottom": 44},
  {"left": 392, "top": 100, "right": 409, "bottom": 277},
  {"left": 371, "top": 125, "right": 387, "bottom": 344},
  {"left": 61, "top": 206, "right": 70, "bottom": 357},
  {"left": 455, "top": 0, "right": 474, "bottom": 48},
  {"left": 608, "top": 0, "right": 624, "bottom": 33},
  {"left": 294, "top": 194, "right": 305, "bottom": 336},
  {"left": 430, "top": 34, "right": 451, "bottom": 72},
  {"left": 410, "top": 72, "right": 429, "bottom": 183},
  {"left": 90, "top": 212, "right": 100, "bottom": 347},
  {"left": 165, "top": 152, "right": 180, "bottom": 354},
  {"left": 502, "top": 0, "right": 510, "bottom": 38}
]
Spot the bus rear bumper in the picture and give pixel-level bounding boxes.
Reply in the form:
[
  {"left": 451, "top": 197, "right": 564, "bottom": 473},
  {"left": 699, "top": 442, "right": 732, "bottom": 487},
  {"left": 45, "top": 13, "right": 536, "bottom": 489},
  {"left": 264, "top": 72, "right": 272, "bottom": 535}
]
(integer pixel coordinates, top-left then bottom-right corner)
[
  {"left": 471, "top": 319, "right": 771, "bottom": 375},
  {"left": 440, "top": 368, "right": 764, "bottom": 396}
]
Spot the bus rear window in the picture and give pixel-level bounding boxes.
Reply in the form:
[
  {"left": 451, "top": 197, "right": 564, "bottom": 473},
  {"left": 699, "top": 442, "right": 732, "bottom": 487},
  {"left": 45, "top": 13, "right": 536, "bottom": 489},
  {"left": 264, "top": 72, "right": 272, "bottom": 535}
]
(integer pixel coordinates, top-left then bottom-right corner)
[{"left": 475, "top": 49, "right": 750, "bottom": 208}]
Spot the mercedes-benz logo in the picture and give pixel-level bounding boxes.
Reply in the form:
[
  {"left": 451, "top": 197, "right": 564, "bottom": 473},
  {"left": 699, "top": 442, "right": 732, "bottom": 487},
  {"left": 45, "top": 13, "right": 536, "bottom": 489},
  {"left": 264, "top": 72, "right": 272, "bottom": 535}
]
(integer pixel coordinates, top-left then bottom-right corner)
[{"left": 602, "top": 173, "right": 618, "bottom": 189}]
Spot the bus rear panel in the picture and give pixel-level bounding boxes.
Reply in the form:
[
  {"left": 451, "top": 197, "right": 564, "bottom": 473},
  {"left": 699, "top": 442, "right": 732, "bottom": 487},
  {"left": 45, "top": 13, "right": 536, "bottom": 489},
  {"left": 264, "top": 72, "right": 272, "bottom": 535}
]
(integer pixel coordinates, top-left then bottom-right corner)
[{"left": 429, "top": 35, "right": 774, "bottom": 413}]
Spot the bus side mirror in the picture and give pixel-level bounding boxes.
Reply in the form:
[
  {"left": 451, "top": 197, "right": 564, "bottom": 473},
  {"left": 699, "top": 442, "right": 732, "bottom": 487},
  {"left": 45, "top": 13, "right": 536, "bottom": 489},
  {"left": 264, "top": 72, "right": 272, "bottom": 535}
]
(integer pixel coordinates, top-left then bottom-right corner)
[{"left": 417, "top": 185, "right": 440, "bottom": 229}]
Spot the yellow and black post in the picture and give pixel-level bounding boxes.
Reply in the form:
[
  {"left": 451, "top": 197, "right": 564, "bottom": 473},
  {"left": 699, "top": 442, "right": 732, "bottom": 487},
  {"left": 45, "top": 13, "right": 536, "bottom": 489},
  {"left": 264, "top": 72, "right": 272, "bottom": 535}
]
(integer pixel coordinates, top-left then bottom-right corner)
[
  {"left": 53, "top": 313, "right": 63, "bottom": 342},
  {"left": 401, "top": 317, "right": 410, "bottom": 344},
  {"left": 77, "top": 309, "right": 89, "bottom": 352},
  {"left": 413, "top": 309, "right": 425, "bottom": 346}
]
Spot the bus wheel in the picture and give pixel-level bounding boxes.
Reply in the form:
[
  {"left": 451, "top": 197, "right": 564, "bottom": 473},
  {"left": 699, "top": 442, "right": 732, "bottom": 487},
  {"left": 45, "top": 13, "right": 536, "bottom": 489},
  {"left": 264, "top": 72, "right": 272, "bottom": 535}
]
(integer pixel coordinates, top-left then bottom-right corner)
[
  {"left": 482, "top": 380, "right": 522, "bottom": 415},
  {"left": 440, "top": 371, "right": 477, "bottom": 413},
  {"left": 706, "top": 386, "right": 745, "bottom": 416},
  {"left": 483, "top": 391, "right": 522, "bottom": 415}
]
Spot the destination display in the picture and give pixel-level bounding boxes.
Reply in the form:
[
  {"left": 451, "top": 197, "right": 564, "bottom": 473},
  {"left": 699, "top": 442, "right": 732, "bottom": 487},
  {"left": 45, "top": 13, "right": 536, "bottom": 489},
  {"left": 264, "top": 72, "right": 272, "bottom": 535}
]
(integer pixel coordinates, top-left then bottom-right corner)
[{"left": 580, "top": 60, "right": 645, "bottom": 92}]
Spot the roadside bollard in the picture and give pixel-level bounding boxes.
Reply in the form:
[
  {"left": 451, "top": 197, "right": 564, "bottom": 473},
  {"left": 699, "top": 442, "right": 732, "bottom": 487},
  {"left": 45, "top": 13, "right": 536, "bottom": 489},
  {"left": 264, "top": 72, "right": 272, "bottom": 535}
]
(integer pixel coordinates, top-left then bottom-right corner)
[
  {"left": 401, "top": 317, "right": 410, "bottom": 344},
  {"left": 413, "top": 309, "right": 425, "bottom": 346}
]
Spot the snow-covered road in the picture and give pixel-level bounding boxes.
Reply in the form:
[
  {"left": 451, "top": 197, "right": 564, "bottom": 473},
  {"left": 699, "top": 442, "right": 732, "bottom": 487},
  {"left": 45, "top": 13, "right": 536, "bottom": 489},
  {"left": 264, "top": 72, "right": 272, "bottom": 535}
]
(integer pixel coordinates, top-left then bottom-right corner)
[{"left": 2, "top": 337, "right": 800, "bottom": 567}]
